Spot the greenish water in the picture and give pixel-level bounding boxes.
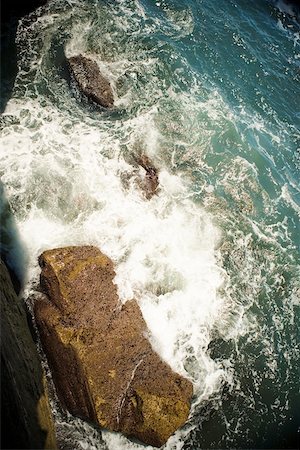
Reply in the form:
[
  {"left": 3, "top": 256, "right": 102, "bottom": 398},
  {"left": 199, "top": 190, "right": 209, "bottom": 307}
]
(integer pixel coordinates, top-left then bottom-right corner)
[{"left": 0, "top": 0, "right": 299, "bottom": 448}]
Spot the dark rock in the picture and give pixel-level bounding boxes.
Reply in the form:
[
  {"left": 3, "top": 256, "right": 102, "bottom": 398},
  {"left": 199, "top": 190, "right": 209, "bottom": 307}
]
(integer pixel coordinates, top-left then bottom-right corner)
[
  {"left": 68, "top": 55, "right": 114, "bottom": 108},
  {"left": 137, "top": 154, "right": 159, "bottom": 199},
  {"left": 0, "top": 259, "right": 57, "bottom": 450},
  {"left": 35, "top": 246, "right": 193, "bottom": 448}
]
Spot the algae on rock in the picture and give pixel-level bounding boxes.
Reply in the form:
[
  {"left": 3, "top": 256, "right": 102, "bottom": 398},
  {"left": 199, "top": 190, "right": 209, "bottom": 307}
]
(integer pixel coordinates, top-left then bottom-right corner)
[{"left": 35, "top": 246, "right": 193, "bottom": 448}]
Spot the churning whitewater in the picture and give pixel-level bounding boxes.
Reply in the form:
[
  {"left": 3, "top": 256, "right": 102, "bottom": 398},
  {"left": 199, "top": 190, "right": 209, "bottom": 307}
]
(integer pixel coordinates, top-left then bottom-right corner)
[{"left": 1, "top": 0, "right": 299, "bottom": 448}]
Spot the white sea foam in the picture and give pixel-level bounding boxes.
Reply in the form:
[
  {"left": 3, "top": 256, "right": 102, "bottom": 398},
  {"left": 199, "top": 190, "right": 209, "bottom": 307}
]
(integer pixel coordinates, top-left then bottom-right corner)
[
  {"left": 280, "top": 183, "right": 300, "bottom": 215},
  {"left": 1, "top": 0, "right": 299, "bottom": 448},
  {"left": 0, "top": 92, "right": 236, "bottom": 449}
]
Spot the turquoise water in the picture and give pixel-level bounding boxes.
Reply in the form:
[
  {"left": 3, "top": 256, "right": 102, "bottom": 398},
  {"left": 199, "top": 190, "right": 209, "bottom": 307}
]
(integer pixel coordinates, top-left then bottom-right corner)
[{"left": 1, "top": 0, "right": 299, "bottom": 448}]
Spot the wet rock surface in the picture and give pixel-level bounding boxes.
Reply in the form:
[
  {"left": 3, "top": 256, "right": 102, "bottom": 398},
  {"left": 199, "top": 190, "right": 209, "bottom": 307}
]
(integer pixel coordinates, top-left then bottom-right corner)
[
  {"left": 68, "top": 55, "right": 114, "bottom": 108},
  {"left": 137, "top": 154, "right": 159, "bottom": 199},
  {"left": 34, "top": 246, "right": 193, "bottom": 447}
]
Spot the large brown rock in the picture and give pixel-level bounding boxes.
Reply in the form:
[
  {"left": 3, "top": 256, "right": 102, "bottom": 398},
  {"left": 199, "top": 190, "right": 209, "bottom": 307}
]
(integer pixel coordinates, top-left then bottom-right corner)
[
  {"left": 68, "top": 55, "right": 114, "bottom": 108},
  {"left": 0, "top": 259, "right": 57, "bottom": 450},
  {"left": 34, "top": 246, "right": 193, "bottom": 447}
]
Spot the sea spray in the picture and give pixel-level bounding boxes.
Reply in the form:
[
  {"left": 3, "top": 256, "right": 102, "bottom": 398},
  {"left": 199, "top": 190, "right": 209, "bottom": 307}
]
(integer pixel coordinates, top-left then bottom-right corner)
[{"left": 1, "top": 0, "right": 299, "bottom": 448}]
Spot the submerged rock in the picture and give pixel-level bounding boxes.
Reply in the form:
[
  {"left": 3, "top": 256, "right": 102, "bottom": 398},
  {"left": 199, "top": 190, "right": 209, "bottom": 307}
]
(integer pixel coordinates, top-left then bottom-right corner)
[
  {"left": 137, "top": 154, "right": 159, "bottom": 199},
  {"left": 68, "top": 55, "right": 114, "bottom": 108},
  {"left": 34, "top": 246, "right": 193, "bottom": 448},
  {"left": 0, "top": 259, "right": 57, "bottom": 450}
]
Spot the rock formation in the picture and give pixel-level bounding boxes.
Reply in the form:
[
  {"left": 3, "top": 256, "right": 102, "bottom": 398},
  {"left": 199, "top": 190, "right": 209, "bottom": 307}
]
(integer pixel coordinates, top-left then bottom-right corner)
[
  {"left": 137, "top": 154, "right": 159, "bottom": 199},
  {"left": 0, "top": 259, "right": 57, "bottom": 450},
  {"left": 68, "top": 55, "right": 114, "bottom": 108},
  {"left": 34, "top": 246, "right": 193, "bottom": 447}
]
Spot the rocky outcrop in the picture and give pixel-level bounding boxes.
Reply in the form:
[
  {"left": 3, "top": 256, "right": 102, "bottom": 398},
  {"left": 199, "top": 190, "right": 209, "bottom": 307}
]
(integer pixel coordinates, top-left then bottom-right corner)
[
  {"left": 0, "top": 259, "right": 57, "bottom": 450},
  {"left": 68, "top": 55, "right": 114, "bottom": 108},
  {"left": 137, "top": 155, "right": 159, "bottom": 199},
  {"left": 34, "top": 246, "right": 193, "bottom": 448}
]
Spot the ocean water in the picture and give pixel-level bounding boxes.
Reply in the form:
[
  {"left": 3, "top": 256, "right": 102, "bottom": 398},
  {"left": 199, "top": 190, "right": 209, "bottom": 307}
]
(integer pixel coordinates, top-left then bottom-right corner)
[{"left": 0, "top": 0, "right": 299, "bottom": 448}]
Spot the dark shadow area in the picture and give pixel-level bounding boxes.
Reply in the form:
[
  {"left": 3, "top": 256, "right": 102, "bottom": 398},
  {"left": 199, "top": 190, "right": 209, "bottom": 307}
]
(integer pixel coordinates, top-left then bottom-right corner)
[
  {"left": 0, "top": 0, "right": 47, "bottom": 112},
  {"left": 0, "top": 181, "right": 27, "bottom": 294},
  {"left": 268, "top": 0, "right": 300, "bottom": 24},
  {"left": 0, "top": 259, "right": 57, "bottom": 449},
  {"left": 200, "top": 336, "right": 300, "bottom": 450}
]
